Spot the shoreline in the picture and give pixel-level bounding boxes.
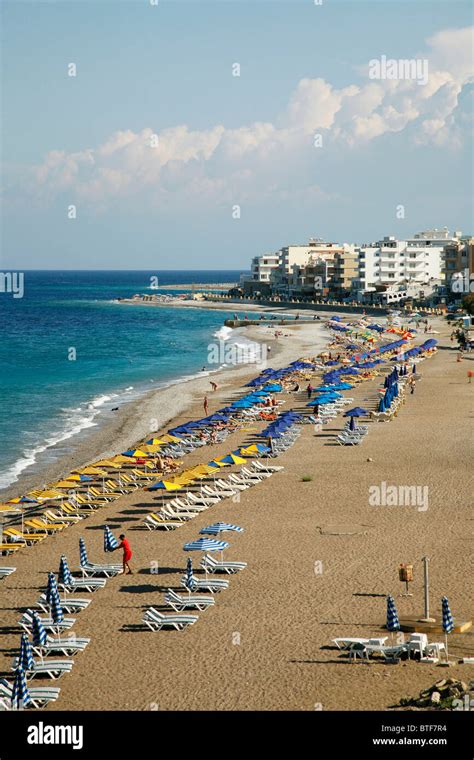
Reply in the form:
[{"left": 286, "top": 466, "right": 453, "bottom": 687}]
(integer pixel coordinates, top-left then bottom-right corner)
[{"left": 0, "top": 321, "right": 330, "bottom": 501}]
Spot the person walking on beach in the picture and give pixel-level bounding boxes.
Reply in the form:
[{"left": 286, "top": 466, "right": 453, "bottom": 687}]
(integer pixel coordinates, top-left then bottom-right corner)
[
  {"left": 116, "top": 534, "right": 133, "bottom": 575},
  {"left": 306, "top": 383, "right": 313, "bottom": 400},
  {"left": 203, "top": 395, "right": 209, "bottom": 415}
]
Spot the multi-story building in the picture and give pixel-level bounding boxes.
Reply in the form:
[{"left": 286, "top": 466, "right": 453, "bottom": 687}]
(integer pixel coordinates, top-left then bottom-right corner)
[
  {"left": 353, "top": 230, "right": 461, "bottom": 302},
  {"left": 249, "top": 253, "right": 280, "bottom": 284},
  {"left": 444, "top": 238, "right": 473, "bottom": 297}
]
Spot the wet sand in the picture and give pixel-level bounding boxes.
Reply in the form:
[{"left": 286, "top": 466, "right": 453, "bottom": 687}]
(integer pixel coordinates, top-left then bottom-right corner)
[{"left": 0, "top": 316, "right": 472, "bottom": 711}]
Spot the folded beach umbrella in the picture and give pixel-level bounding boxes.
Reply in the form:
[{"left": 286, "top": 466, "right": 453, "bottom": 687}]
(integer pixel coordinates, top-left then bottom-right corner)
[
  {"left": 200, "top": 523, "right": 243, "bottom": 536},
  {"left": 104, "top": 525, "right": 119, "bottom": 553},
  {"left": 18, "top": 632, "right": 35, "bottom": 672},
  {"left": 386, "top": 595, "right": 400, "bottom": 634},
  {"left": 11, "top": 666, "right": 31, "bottom": 710},
  {"left": 45, "top": 571, "right": 60, "bottom": 608},
  {"left": 441, "top": 596, "right": 454, "bottom": 661},
  {"left": 50, "top": 586, "right": 64, "bottom": 628},
  {"left": 184, "top": 538, "right": 230, "bottom": 552},
  {"left": 378, "top": 398, "right": 386, "bottom": 413},
  {"left": 79, "top": 537, "right": 89, "bottom": 569},
  {"left": 58, "top": 555, "right": 73, "bottom": 587},
  {"left": 31, "top": 611, "right": 48, "bottom": 650},
  {"left": 184, "top": 557, "right": 197, "bottom": 591}
]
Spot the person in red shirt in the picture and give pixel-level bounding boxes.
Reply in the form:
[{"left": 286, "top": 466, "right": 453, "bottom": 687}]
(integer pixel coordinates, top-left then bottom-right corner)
[{"left": 117, "top": 533, "right": 133, "bottom": 574}]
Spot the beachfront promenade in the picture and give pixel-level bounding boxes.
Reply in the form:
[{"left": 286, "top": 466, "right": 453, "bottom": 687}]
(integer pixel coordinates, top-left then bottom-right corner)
[{"left": 0, "top": 315, "right": 472, "bottom": 711}]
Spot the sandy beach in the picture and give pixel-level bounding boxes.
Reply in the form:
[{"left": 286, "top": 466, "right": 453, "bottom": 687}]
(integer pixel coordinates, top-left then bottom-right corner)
[{"left": 0, "top": 314, "right": 472, "bottom": 712}]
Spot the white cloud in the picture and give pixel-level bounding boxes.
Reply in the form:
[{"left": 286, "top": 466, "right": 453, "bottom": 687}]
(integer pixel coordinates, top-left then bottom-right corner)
[{"left": 22, "top": 25, "right": 473, "bottom": 210}]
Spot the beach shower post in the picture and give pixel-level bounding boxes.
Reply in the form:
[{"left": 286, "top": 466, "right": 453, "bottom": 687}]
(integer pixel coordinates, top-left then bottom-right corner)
[{"left": 418, "top": 555, "right": 436, "bottom": 622}]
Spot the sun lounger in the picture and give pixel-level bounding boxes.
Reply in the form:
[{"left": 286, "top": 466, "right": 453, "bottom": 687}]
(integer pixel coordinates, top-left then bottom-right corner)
[
  {"left": 0, "top": 678, "right": 61, "bottom": 709},
  {"left": 200, "top": 553, "right": 247, "bottom": 574},
  {"left": 25, "top": 519, "right": 68, "bottom": 533},
  {"left": 0, "top": 567, "right": 16, "bottom": 579},
  {"left": 19, "top": 609, "right": 76, "bottom": 633},
  {"left": 80, "top": 560, "right": 122, "bottom": 578},
  {"left": 44, "top": 509, "right": 83, "bottom": 524},
  {"left": 32, "top": 634, "right": 90, "bottom": 657},
  {"left": 333, "top": 637, "right": 388, "bottom": 650},
  {"left": 143, "top": 513, "right": 183, "bottom": 531},
  {"left": 4, "top": 528, "right": 46, "bottom": 545},
  {"left": 12, "top": 657, "right": 74, "bottom": 680},
  {"left": 0, "top": 543, "right": 21, "bottom": 555},
  {"left": 59, "top": 575, "right": 106, "bottom": 593},
  {"left": 180, "top": 575, "right": 229, "bottom": 593},
  {"left": 142, "top": 607, "right": 199, "bottom": 631},
  {"left": 35, "top": 593, "right": 91, "bottom": 614},
  {"left": 164, "top": 589, "right": 215, "bottom": 611},
  {"left": 251, "top": 460, "right": 284, "bottom": 473}
]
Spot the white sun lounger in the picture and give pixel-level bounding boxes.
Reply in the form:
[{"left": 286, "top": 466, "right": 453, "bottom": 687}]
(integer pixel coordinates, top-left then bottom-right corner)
[
  {"left": 144, "top": 514, "right": 183, "bottom": 531},
  {"left": 142, "top": 607, "right": 199, "bottom": 631},
  {"left": 164, "top": 589, "right": 215, "bottom": 611},
  {"left": 19, "top": 610, "right": 76, "bottom": 633},
  {"left": 59, "top": 576, "right": 106, "bottom": 592},
  {"left": 200, "top": 554, "right": 247, "bottom": 574},
  {"left": 180, "top": 575, "right": 229, "bottom": 593},
  {"left": 32, "top": 634, "right": 90, "bottom": 658},
  {"left": 0, "top": 567, "right": 16, "bottom": 580},
  {"left": 12, "top": 657, "right": 74, "bottom": 680},
  {"left": 35, "top": 593, "right": 91, "bottom": 614},
  {"left": 80, "top": 561, "right": 122, "bottom": 578},
  {"left": 333, "top": 637, "right": 388, "bottom": 650},
  {"left": 0, "top": 678, "right": 60, "bottom": 709}
]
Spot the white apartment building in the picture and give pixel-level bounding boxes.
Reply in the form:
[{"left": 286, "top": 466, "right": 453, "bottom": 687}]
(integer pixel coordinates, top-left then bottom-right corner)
[
  {"left": 249, "top": 253, "right": 280, "bottom": 283},
  {"left": 354, "top": 230, "right": 461, "bottom": 301},
  {"left": 272, "top": 240, "right": 342, "bottom": 292}
]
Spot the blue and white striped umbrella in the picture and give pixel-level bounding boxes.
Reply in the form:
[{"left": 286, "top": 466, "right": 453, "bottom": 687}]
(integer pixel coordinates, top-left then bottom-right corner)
[
  {"left": 31, "top": 611, "right": 48, "bottom": 649},
  {"left": 104, "top": 526, "right": 119, "bottom": 553},
  {"left": 441, "top": 595, "right": 454, "bottom": 661},
  {"left": 79, "top": 537, "right": 89, "bottom": 567},
  {"left": 50, "top": 588, "right": 64, "bottom": 626},
  {"left": 184, "top": 538, "right": 229, "bottom": 552},
  {"left": 200, "top": 523, "right": 243, "bottom": 536},
  {"left": 18, "top": 633, "right": 35, "bottom": 672},
  {"left": 58, "top": 554, "right": 73, "bottom": 586},
  {"left": 441, "top": 596, "right": 454, "bottom": 634},
  {"left": 386, "top": 595, "right": 400, "bottom": 632},
  {"left": 46, "top": 571, "right": 60, "bottom": 607},
  {"left": 11, "top": 666, "right": 31, "bottom": 710},
  {"left": 184, "top": 557, "right": 197, "bottom": 591}
]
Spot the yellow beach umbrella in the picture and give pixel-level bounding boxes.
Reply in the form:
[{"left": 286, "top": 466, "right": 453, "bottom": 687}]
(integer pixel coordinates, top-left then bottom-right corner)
[
  {"left": 74, "top": 467, "right": 108, "bottom": 476},
  {"left": 110, "top": 456, "right": 135, "bottom": 465},
  {"left": 160, "top": 434, "right": 182, "bottom": 444},
  {"left": 141, "top": 444, "right": 162, "bottom": 454},
  {"left": 32, "top": 489, "right": 66, "bottom": 500},
  {"left": 146, "top": 438, "right": 166, "bottom": 445},
  {"left": 52, "top": 480, "right": 84, "bottom": 489},
  {"left": 93, "top": 459, "right": 122, "bottom": 468}
]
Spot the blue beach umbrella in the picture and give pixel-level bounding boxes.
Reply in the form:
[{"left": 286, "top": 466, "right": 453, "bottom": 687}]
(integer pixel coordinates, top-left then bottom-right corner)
[
  {"left": 344, "top": 407, "right": 368, "bottom": 417},
  {"left": 31, "top": 611, "right": 48, "bottom": 653},
  {"left": 441, "top": 596, "right": 455, "bottom": 661},
  {"left": 18, "top": 632, "right": 35, "bottom": 672},
  {"left": 79, "top": 537, "right": 89, "bottom": 568},
  {"left": 11, "top": 666, "right": 31, "bottom": 710},
  {"left": 45, "top": 571, "right": 60, "bottom": 608},
  {"left": 104, "top": 525, "right": 119, "bottom": 553},
  {"left": 386, "top": 595, "right": 400, "bottom": 636},
  {"left": 50, "top": 588, "right": 64, "bottom": 630},
  {"left": 200, "top": 523, "right": 243, "bottom": 536},
  {"left": 184, "top": 557, "right": 197, "bottom": 592},
  {"left": 58, "top": 554, "right": 73, "bottom": 587}
]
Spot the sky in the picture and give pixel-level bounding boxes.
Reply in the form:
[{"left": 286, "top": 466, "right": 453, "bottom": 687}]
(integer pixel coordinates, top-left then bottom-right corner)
[{"left": 1, "top": 0, "right": 473, "bottom": 270}]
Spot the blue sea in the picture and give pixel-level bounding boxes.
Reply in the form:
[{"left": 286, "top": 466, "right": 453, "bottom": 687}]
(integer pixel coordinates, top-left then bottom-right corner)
[{"left": 0, "top": 270, "right": 249, "bottom": 491}]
